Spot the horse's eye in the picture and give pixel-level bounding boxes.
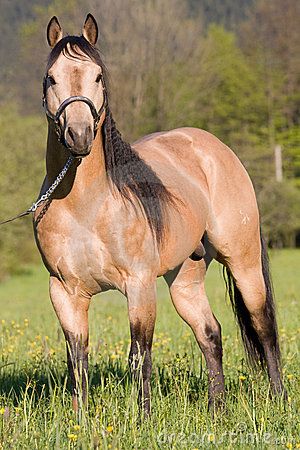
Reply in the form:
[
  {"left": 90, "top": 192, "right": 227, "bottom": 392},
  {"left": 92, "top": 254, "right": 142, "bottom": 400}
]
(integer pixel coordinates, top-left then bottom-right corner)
[
  {"left": 47, "top": 75, "right": 56, "bottom": 86},
  {"left": 95, "top": 73, "right": 102, "bottom": 83}
]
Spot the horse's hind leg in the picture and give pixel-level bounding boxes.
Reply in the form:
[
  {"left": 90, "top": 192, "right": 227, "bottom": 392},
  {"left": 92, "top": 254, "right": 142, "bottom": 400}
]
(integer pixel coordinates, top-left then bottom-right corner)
[
  {"left": 49, "top": 276, "right": 90, "bottom": 411},
  {"left": 223, "top": 236, "right": 286, "bottom": 397},
  {"left": 164, "top": 258, "right": 225, "bottom": 411}
]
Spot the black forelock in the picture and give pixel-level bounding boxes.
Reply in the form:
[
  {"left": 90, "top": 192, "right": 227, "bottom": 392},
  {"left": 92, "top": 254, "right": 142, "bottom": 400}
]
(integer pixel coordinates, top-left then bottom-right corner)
[{"left": 46, "top": 35, "right": 109, "bottom": 86}]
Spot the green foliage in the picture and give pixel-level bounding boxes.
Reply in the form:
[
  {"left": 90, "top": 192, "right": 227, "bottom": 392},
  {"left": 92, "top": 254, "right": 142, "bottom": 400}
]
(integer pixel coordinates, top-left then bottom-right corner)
[
  {"left": 0, "top": 105, "right": 46, "bottom": 277},
  {"left": 0, "top": 252, "right": 299, "bottom": 448},
  {"left": 278, "top": 126, "right": 300, "bottom": 187},
  {"left": 164, "top": 26, "right": 268, "bottom": 141},
  {"left": 259, "top": 180, "right": 300, "bottom": 247}
]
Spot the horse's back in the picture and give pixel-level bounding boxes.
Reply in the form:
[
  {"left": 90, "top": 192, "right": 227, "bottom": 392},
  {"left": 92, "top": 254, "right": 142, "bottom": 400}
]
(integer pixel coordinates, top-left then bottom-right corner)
[{"left": 134, "top": 126, "right": 256, "bottom": 210}]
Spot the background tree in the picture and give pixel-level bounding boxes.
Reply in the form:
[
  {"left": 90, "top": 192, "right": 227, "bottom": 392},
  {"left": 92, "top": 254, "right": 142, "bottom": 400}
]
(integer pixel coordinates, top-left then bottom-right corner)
[{"left": 240, "top": 0, "right": 300, "bottom": 186}]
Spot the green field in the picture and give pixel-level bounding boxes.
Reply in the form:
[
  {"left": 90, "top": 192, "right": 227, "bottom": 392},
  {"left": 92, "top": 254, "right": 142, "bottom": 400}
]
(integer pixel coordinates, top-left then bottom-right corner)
[{"left": 0, "top": 250, "right": 299, "bottom": 449}]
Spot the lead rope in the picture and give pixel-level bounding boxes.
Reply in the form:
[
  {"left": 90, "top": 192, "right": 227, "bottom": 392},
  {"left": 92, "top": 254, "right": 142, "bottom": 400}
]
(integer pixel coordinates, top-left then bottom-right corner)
[{"left": 0, "top": 155, "right": 75, "bottom": 226}]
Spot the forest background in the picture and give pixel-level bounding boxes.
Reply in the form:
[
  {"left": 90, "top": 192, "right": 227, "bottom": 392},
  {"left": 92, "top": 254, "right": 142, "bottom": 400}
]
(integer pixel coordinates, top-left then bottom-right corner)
[{"left": 0, "top": 0, "right": 299, "bottom": 277}]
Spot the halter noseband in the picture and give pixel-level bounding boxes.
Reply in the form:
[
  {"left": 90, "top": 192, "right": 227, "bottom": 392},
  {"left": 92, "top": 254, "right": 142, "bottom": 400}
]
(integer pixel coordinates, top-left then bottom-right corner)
[{"left": 42, "top": 75, "right": 107, "bottom": 148}]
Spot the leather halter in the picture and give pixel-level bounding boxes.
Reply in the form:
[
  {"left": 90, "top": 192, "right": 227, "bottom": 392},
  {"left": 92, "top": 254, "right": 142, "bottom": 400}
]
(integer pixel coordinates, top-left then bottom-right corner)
[{"left": 42, "top": 74, "right": 107, "bottom": 148}]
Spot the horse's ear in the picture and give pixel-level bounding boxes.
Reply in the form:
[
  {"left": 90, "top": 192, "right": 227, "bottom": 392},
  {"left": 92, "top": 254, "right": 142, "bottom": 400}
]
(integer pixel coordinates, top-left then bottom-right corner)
[
  {"left": 82, "top": 13, "right": 98, "bottom": 45},
  {"left": 47, "top": 16, "right": 63, "bottom": 47}
]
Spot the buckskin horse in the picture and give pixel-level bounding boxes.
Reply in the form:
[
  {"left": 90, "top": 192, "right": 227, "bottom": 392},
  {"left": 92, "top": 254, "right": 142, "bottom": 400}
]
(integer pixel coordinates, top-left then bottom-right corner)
[{"left": 34, "top": 14, "right": 286, "bottom": 414}]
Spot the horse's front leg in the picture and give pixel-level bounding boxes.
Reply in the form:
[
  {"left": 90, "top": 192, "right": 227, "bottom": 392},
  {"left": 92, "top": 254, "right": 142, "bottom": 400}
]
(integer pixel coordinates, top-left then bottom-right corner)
[
  {"left": 49, "top": 276, "right": 90, "bottom": 411},
  {"left": 126, "top": 276, "right": 156, "bottom": 416}
]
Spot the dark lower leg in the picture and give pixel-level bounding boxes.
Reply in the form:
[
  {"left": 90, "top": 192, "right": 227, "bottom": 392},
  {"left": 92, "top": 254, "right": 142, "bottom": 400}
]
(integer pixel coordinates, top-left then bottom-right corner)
[
  {"left": 257, "top": 321, "right": 286, "bottom": 397},
  {"left": 249, "top": 305, "right": 285, "bottom": 397},
  {"left": 129, "top": 322, "right": 153, "bottom": 416},
  {"left": 264, "top": 345, "right": 285, "bottom": 397},
  {"left": 201, "top": 321, "right": 225, "bottom": 410},
  {"left": 65, "top": 331, "right": 89, "bottom": 411}
]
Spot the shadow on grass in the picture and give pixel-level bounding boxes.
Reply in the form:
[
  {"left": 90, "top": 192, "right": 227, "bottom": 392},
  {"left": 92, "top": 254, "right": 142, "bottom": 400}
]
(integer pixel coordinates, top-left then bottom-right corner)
[{"left": 0, "top": 358, "right": 209, "bottom": 405}]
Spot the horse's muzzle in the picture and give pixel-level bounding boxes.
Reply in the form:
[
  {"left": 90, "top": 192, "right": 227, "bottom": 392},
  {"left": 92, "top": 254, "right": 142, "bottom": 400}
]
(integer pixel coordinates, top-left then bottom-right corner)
[{"left": 64, "top": 123, "right": 93, "bottom": 157}]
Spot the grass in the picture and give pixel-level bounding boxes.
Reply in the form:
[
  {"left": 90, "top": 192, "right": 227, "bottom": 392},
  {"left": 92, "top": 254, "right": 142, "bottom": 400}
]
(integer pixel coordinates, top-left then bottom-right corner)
[{"left": 0, "top": 249, "right": 299, "bottom": 449}]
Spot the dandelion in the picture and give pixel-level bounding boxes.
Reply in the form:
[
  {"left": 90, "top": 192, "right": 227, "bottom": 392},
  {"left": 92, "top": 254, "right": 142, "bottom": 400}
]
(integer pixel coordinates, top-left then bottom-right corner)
[
  {"left": 73, "top": 424, "right": 80, "bottom": 431},
  {"left": 286, "top": 443, "right": 293, "bottom": 449},
  {"left": 287, "top": 374, "right": 293, "bottom": 380},
  {"left": 68, "top": 433, "right": 78, "bottom": 442},
  {"left": 239, "top": 375, "right": 246, "bottom": 381},
  {"left": 0, "top": 408, "right": 5, "bottom": 415},
  {"left": 106, "top": 425, "right": 113, "bottom": 433}
]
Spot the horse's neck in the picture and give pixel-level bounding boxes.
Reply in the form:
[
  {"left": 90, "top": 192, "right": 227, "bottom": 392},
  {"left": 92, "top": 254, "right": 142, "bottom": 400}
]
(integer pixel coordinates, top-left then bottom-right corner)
[{"left": 46, "top": 124, "right": 108, "bottom": 200}]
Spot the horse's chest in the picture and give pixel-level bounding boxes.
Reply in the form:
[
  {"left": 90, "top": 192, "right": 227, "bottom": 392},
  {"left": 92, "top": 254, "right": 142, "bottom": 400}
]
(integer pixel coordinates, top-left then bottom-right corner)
[{"left": 35, "top": 218, "right": 120, "bottom": 295}]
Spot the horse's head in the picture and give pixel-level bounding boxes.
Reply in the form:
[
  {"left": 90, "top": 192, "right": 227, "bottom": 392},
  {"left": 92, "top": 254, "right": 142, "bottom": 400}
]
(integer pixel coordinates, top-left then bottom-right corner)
[{"left": 44, "top": 14, "right": 107, "bottom": 157}]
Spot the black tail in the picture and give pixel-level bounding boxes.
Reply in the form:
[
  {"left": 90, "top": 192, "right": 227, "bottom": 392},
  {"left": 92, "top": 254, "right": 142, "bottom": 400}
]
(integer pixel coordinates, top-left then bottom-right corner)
[{"left": 223, "top": 230, "right": 280, "bottom": 369}]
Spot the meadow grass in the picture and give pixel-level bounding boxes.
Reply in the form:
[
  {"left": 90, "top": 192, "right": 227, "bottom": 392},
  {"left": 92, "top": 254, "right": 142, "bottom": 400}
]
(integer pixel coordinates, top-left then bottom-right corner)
[{"left": 0, "top": 249, "right": 299, "bottom": 449}]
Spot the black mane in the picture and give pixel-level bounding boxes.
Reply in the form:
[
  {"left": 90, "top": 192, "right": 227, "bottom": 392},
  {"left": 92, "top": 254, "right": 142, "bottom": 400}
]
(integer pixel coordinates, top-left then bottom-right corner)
[{"left": 47, "top": 36, "right": 173, "bottom": 246}]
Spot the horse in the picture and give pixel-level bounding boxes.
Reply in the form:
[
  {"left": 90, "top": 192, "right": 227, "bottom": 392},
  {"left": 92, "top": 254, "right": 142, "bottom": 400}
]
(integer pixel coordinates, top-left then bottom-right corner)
[{"left": 34, "top": 13, "right": 286, "bottom": 415}]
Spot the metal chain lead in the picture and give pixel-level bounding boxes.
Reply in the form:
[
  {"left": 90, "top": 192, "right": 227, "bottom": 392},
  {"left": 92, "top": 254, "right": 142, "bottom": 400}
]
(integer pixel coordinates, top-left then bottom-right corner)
[
  {"left": 0, "top": 155, "right": 75, "bottom": 225},
  {"left": 30, "top": 155, "right": 75, "bottom": 212}
]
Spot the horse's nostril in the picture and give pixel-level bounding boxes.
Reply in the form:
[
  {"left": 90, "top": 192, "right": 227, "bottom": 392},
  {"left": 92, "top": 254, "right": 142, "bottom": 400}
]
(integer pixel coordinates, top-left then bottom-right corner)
[
  {"left": 86, "top": 125, "right": 92, "bottom": 139},
  {"left": 67, "top": 126, "right": 75, "bottom": 143}
]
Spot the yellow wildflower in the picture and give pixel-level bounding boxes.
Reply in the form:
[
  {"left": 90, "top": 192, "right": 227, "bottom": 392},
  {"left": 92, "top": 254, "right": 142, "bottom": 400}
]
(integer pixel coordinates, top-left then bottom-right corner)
[{"left": 68, "top": 433, "right": 78, "bottom": 441}]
